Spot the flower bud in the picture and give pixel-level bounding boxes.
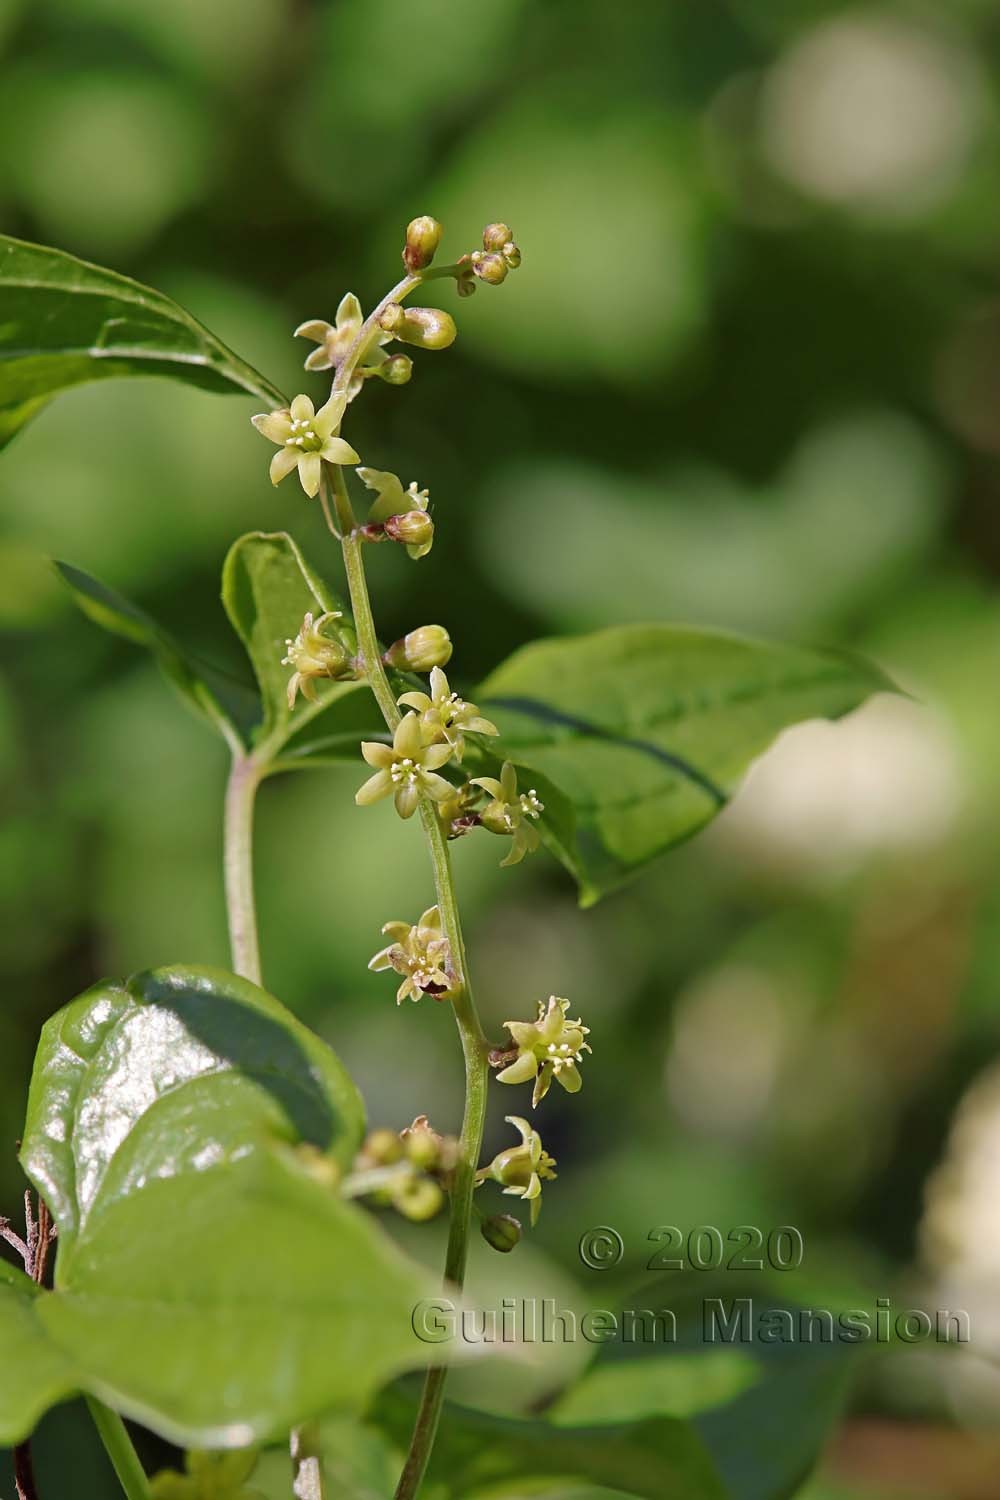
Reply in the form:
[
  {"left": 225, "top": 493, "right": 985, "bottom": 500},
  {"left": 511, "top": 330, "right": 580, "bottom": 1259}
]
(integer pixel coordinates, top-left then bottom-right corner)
[
  {"left": 393, "top": 1175, "right": 444, "bottom": 1222},
  {"left": 404, "top": 1124, "right": 441, "bottom": 1172},
  {"left": 456, "top": 271, "right": 477, "bottom": 298},
  {"left": 385, "top": 625, "right": 453, "bottom": 673},
  {"left": 403, "top": 216, "right": 443, "bottom": 272},
  {"left": 470, "top": 251, "right": 508, "bottom": 286},
  {"left": 502, "top": 241, "right": 521, "bottom": 270},
  {"left": 482, "top": 222, "right": 513, "bottom": 252},
  {"left": 379, "top": 303, "right": 457, "bottom": 351},
  {"left": 377, "top": 353, "right": 413, "bottom": 386},
  {"left": 481, "top": 1213, "right": 522, "bottom": 1253},
  {"left": 363, "top": 1128, "right": 404, "bottom": 1166},
  {"left": 384, "top": 510, "right": 434, "bottom": 549}
]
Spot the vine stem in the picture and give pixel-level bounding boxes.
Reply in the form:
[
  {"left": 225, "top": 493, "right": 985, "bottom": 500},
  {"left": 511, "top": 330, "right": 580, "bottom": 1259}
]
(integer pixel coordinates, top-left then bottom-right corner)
[
  {"left": 222, "top": 751, "right": 325, "bottom": 1497},
  {"left": 328, "top": 464, "right": 489, "bottom": 1500},
  {"left": 85, "top": 1400, "right": 150, "bottom": 1500}
]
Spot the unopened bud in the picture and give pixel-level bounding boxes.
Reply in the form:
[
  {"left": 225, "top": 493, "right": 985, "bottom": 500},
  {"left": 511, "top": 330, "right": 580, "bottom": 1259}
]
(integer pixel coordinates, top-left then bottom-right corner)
[
  {"left": 377, "top": 353, "right": 413, "bottom": 386},
  {"left": 482, "top": 222, "right": 513, "bottom": 252},
  {"left": 393, "top": 1175, "right": 444, "bottom": 1222},
  {"left": 385, "top": 625, "right": 453, "bottom": 673},
  {"left": 363, "top": 1128, "right": 404, "bottom": 1166},
  {"left": 384, "top": 510, "right": 434, "bottom": 549},
  {"left": 456, "top": 271, "right": 477, "bottom": 298},
  {"left": 470, "top": 251, "right": 508, "bottom": 286},
  {"left": 481, "top": 1213, "right": 522, "bottom": 1253},
  {"left": 403, "top": 216, "right": 443, "bottom": 272},
  {"left": 404, "top": 1126, "right": 441, "bottom": 1171},
  {"left": 379, "top": 303, "right": 457, "bottom": 351},
  {"left": 502, "top": 241, "right": 521, "bottom": 270}
]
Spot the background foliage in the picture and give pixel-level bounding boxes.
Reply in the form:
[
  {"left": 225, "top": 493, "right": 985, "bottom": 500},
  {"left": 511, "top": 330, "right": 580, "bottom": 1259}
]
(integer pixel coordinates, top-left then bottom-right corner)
[{"left": 2, "top": 0, "right": 1000, "bottom": 1495}]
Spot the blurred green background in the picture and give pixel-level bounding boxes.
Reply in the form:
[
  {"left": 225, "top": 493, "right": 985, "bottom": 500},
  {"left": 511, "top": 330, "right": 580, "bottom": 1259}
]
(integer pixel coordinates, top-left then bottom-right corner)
[{"left": 4, "top": 0, "right": 1000, "bottom": 1495}]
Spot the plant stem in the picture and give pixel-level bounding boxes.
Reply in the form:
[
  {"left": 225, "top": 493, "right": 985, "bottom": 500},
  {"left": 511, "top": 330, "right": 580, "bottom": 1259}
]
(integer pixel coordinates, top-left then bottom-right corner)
[
  {"left": 222, "top": 749, "right": 324, "bottom": 1497},
  {"left": 13, "top": 1440, "right": 39, "bottom": 1500},
  {"left": 326, "top": 466, "right": 489, "bottom": 1499},
  {"left": 224, "top": 752, "right": 264, "bottom": 986},
  {"left": 84, "top": 1399, "right": 150, "bottom": 1500}
]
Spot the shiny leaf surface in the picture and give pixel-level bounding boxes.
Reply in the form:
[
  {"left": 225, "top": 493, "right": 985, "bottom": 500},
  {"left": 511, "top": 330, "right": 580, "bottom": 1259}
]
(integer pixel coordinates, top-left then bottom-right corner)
[{"left": 17, "top": 966, "right": 447, "bottom": 1444}]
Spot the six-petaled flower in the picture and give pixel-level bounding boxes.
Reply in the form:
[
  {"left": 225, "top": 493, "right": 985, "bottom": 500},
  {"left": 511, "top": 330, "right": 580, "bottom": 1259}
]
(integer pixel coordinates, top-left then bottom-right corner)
[
  {"left": 496, "top": 996, "right": 591, "bottom": 1107},
  {"left": 398, "top": 666, "right": 498, "bottom": 760},
  {"left": 295, "top": 292, "right": 392, "bottom": 397},
  {"left": 477, "top": 1115, "right": 557, "bottom": 1226},
  {"left": 368, "top": 905, "right": 454, "bottom": 1003},
  {"left": 355, "top": 713, "right": 455, "bottom": 819},
  {"left": 472, "top": 761, "right": 544, "bottom": 866},
  {"left": 251, "top": 393, "right": 359, "bottom": 498}
]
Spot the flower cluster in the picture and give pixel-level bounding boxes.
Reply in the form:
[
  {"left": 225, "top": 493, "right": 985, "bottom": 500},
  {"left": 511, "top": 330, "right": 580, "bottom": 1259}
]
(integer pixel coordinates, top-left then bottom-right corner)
[
  {"left": 251, "top": 217, "right": 583, "bottom": 1244},
  {"left": 348, "top": 1118, "right": 459, "bottom": 1223}
]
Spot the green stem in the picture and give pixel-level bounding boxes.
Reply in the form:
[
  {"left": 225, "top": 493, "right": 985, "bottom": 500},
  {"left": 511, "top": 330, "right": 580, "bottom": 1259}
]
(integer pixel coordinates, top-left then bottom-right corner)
[
  {"left": 85, "top": 1399, "right": 150, "bottom": 1500},
  {"left": 223, "top": 751, "right": 264, "bottom": 985},
  {"left": 222, "top": 750, "right": 325, "bottom": 1498},
  {"left": 327, "top": 467, "right": 489, "bottom": 1499}
]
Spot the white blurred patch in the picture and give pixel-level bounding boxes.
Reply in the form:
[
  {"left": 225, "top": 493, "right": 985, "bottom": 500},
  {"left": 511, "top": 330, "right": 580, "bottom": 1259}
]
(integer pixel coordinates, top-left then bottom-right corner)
[
  {"left": 759, "top": 15, "right": 985, "bottom": 216},
  {"left": 666, "top": 964, "right": 791, "bottom": 1137},
  {"left": 921, "top": 1063, "right": 1000, "bottom": 1422},
  {"left": 712, "top": 696, "right": 964, "bottom": 877}
]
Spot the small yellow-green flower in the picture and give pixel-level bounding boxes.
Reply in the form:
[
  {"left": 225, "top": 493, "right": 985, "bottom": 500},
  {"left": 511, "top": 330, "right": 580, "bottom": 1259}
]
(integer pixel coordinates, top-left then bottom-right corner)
[
  {"left": 477, "top": 1115, "right": 556, "bottom": 1226},
  {"left": 150, "top": 1449, "right": 264, "bottom": 1500},
  {"left": 368, "top": 905, "right": 454, "bottom": 1003},
  {"left": 356, "top": 713, "right": 454, "bottom": 819},
  {"left": 472, "top": 762, "right": 544, "bottom": 866},
  {"left": 251, "top": 393, "right": 359, "bottom": 498},
  {"left": 281, "top": 610, "right": 351, "bottom": 708},
  {"left": 356, "top": 467, "right": 433, "bottom": 558},
  {"left": 398, "top": 666, "right": 498, "bottom": 761},
  {"left": 295, "top": 292, "right": 391, "bottom": 396},
  {"left": 497, "top": 996, "right": 591, "bottom": 1108}
]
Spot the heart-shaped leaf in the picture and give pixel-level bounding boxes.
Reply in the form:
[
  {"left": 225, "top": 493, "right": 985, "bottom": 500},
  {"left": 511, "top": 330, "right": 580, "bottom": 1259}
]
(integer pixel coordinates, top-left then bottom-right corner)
[
  {"left": 476, "top": 624, "right": 893, "bottom": 903},
  {"left": 56, "top": 560, "right": 260, "bottom": 749},
  {"left": 18, "top": 966, "right": 448, "bottom": 1446},
  {"left": 0, "top": 235, "right": 285, "bottom": 448}
]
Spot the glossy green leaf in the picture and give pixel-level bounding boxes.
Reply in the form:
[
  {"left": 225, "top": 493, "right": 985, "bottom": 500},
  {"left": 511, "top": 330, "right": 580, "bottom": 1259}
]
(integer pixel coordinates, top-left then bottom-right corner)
[
  {"left": 18, "top": 966, "right": 447, "bottom": 1446},
  {"left": 56, "top": 559, "right": 260, "bottom": 748},
  {"left": 0, "top": 234, "right": 285, "bottom": 448},
  {"left": 0, "top": 1264, "right": 78, "bottom": 1445},
  {"left": 477, "top": 624, "right": 893, "bottom": 903},
  {"left": 221, "top": 531, "right": 368, "bottom": 755},
  {"left": 376, "top": 1390, "right": 726, "bottom": 1500}
]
